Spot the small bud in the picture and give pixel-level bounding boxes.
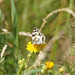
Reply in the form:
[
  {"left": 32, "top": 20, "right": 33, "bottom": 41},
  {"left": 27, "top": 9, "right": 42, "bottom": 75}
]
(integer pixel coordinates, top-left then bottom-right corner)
[
  {"left": 25, "top": 63, "right": 28, "bottom": 68},
  {"left": 72, "top": 68, "right": 74, "bottom": 72},
  {"left": 27, "top": 54, "right": 31, "bottom": 57},
  {"left": 73, "top": 45, "right": 75, "bottom": 48},
  {"left": 41, "top": 69, "right": 44, "bottom": 74},
  {"left": 42, "top": 65, "right": 47, "bottom": 70},
  {"left": 22, "top": 58, "right": 25, "bottom": 62},
  {"left": 59, "top": 66, "right": 65, "bottom": 73},
  {"left": 18, "top": 60, "right": 22, "bottom": 65},
  {"left": 19, "top": 64, "right": 23, "bottom": 68}
]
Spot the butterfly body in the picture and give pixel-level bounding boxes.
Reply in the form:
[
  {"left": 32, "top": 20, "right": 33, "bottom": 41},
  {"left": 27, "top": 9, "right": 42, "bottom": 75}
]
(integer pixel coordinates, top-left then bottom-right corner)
[{"left": 32, "top": 27, "right": 46, "bottom": 44}]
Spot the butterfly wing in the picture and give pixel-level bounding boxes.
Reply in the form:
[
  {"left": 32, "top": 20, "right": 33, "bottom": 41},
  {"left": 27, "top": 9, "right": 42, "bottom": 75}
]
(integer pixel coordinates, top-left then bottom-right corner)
[{"left": 32, "top": 27, "right": 46, "bottom": 44}]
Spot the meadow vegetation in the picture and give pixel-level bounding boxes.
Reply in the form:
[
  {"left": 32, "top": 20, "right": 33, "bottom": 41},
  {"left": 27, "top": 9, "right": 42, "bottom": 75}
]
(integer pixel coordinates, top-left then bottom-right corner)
[{"left": 0, "top": 0, "right": 75, "bottom": 75}]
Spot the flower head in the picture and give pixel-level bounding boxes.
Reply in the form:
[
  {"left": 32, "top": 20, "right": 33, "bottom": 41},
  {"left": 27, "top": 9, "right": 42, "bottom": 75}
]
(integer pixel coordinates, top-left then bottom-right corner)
[
  {"left": 34, "top": 44, "right": 46, "bottom": 52},
  {"left": 26, "top": 42, "right": 37, "bottom": 53},
  {"left": 26, "top": 41, "right": 46, "bottom": 53},
  {"left": 46, "top": 61, "right": 54, "bottom": 69}
]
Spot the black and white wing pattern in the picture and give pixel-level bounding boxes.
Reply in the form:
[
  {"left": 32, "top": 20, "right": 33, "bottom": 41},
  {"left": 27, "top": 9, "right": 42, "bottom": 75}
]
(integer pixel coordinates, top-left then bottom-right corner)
[{"left": 32, "top": 27, "right": 46, "bottom": 44}]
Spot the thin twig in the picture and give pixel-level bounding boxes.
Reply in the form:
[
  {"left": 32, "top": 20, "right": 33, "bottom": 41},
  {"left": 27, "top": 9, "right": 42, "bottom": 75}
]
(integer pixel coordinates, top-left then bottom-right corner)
[
  {"left": 1, "top": 45, "right": 7, "bottom": 58},
  {"left": 39, "top": 8, "right": 75, "bottom": 32}
]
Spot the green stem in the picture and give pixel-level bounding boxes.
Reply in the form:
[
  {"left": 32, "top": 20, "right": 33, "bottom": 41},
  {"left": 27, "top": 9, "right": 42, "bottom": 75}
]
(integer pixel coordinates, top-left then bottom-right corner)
[
  {"left": 17, "top": 65, "right": 23, "bottom": 75},
  {"left": 46, "top": 69, "right": 48, "bottom": 75},
  {"left": 17, "top": 53, "right": 32, "bottom": 75},
  {"left": 22, "top": 65, "right": 34, "bottom": 74},
  {"left": 65, "top": 0, "right": 74, "bottom": 29}
]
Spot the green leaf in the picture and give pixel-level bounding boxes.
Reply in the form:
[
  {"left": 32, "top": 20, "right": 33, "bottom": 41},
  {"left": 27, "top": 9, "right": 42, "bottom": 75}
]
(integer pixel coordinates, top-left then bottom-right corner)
[
  {"left": 65, "top": 62, "right": 72, "bottom": 75},
  {"left": 11, "top": 0, "right": 18, "bottom": 58},
  {"left": 11, "top": 0, "right": 16, "bottom": 23},
  {"left": 0, "top": 9, "right": 3, "bottom": 22}
]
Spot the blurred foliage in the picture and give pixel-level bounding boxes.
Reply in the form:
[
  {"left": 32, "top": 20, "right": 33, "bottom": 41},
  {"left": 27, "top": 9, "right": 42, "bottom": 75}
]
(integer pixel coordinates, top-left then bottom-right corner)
[{"left": 0, "top": 0, "right": 75, "bottom": 75}]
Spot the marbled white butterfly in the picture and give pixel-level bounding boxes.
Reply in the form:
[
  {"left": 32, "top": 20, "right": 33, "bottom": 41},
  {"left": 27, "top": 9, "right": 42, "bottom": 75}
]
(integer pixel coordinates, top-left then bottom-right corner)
[{"left": 32, "top": 27, "right": 46, "bottom": 44}]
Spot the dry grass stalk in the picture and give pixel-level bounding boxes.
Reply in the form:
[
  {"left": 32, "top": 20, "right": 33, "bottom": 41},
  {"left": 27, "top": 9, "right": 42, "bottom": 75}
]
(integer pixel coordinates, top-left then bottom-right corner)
[
  {"left": 1, "top": 28, "right": 32, "bottom": 37},
  {"left": 0, "top": 58, "right": 4, "bottom": 63},
  {"left": 1, "top": 28, "right": 10, "bottom": 34},
  {"left": 0, "top": 66, "right": 6, "bottom": 72},
  {"left": 39, "top": 8, "right": 75, "bottom": 32},
  {"left": 0, "top": 0, "right": 4, "bottom": 3},
  {"left": 19, "top": 31, "right": 32, "bottom": 37},
  {"left": 1, "top": 44, "right": 7, "bottom": 58}
]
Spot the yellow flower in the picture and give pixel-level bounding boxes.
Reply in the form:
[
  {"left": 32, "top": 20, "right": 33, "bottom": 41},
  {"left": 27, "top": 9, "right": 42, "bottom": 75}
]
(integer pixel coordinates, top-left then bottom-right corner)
[
  {"left": 46, "top": 61, "right": 54, "bottom": 69},
  {"left": 26, "top": 41, "right": 46, "bottom": 53},
  {"left": 34, "top": 44, "right": 46, "bottom": 52},
  {"left": 26, "top": 42, "right": 37, "bottom": 53}
]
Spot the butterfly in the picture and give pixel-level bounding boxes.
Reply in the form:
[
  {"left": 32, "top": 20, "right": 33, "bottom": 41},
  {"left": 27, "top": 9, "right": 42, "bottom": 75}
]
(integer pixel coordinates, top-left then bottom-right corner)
[{"left": 32, "top": 27, "right": 46, "bottom": 44}]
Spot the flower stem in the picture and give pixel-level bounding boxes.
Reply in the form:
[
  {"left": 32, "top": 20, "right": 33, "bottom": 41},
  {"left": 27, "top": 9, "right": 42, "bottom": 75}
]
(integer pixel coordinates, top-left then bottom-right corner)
[
  {"left": 22, "top": 65, "right": 34, "bottom": 74},
  {"left": 17, "top": 53, "right": 32, "bottom": 75}
]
